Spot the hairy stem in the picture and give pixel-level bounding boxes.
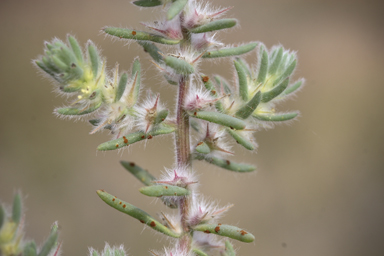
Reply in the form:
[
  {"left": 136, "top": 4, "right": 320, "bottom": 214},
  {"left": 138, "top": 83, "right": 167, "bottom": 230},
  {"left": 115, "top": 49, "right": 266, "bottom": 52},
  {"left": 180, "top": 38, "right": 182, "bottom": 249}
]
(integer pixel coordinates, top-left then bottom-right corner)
[{"left": 176, "top": 76, "right": 192, "bottom": 250}]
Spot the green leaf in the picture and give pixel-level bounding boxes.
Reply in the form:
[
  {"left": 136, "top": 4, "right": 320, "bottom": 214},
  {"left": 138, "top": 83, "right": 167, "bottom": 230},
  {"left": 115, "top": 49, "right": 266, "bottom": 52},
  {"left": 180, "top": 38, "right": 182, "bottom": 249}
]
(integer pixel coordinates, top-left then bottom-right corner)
[
  {"left": 131, "top": 58, "right": 141, "bottom": 102},
  {"left": 0, "top": 204, "right": 4, "bottom": 230},
  {"left": 38, "top": 222, "right": 59, "bottom": 256},
  {"left": 88, "top": 43, "right": 100, "bottom": 77},
  {"left": 132, "top": 0, "right": 162, "bottom": 7},
  {"left": 235, "top": 91, "right": 261, "bottom": 120},
  {"left": 55, "top": 102, "right": 102, "bottom": 116},
  {"left": 268, "top": 46, "right": 283, "bottom": 75},
  {"left": 115, "top": 72, "right": 128, "bottom": 102},
  {"left": 203, "top": 42, "right": 258, "bottom": 58},
  {"left": 23, "top": 241, "right": 38, "bottom": 256},
  {"left": 234, "top": 60, "right": 248, "bottom": 101},
  {"left": 164, "top": 55, "right": 194, "bottom": 74},
  {"left": 226, "top": 129, "right": 255, "bottom": 151},
  {"left": 190, "top": 111, "right": 246, "bottom": 130},
  {"left": 256, "top": 47, "right": 269, "bottom": 85},
  {"left": 138, "top": 41, "right": 164, "bottom": 63},
  {"left": 167, "top": 0, "right": 188, "bottom": 20},
  {"left": 235, "top": 57, "right": 252, "bottom": 78},
  {"left": 253, "top": 111, "right": 298, "bottom": 122},
  {"left": 120, "top": 161, "right": 156, "bottom": 186},
  {"left": 214, "top": 75, "right": 232, "bottom": 94},
  {"left": 199, "top": 155, "right": 256, "bottom": 173},
  {"left": 261, "top": 78, "right": 289, "bottom": 103},
  {"left": 12, "top": 193, "right": 22, "bottom": 224},
  {"left": 273, "top": 59, "right": 296, "bottom": 86},
  {"left": 192, "top": 248, "right": 209, "bottom": 256},
  {"left": 190, "top": 18, "right": 237, "bottom": 33},
  {"left": 281, "top": 78, "right": 304, "bottom": 96},
  {"left": 35, "top": 60, "right": 57, "bottom": 79},
  {"left": 201, "top": 74, "right": 224, "bottom": 112},
  {"left": 103, "top": 27, "right": 180, "bottom": 45},
  {"left": 67, "top": 35, "right": 83, "bottom": 63},
  {"left": 195, "top": 141, "right": 211, "bottom": 154},
  {"left": 155, "top": 109, "right": 169, "bottom": 125},
  {"left": 96, "top": 190, "right": 180, "bottom": 238},
  {"left": 97, "top": 124, "right": 175, "bottom": 151},
  {"left": 51, "top": 56, "right": 68, "bottom": 71},
  {"left": 120, "top": 161, "right": 177, "bottom": 208},
  {"left": 193, "top": 223, "right": 255, "bottom": 243},
  {"left": 140, "top": 185, "right": 190, "bottom": 197},
  {"left": 223, "top": 240, "right": 236, "bottom": 256}
]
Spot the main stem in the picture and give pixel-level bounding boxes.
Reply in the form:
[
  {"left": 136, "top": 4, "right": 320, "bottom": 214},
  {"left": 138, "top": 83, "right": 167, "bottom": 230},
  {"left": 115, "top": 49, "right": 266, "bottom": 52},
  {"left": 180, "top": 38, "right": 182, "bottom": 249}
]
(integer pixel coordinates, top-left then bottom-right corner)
[{"left": 175, "top": 75, "right": 191, "bottom": 250}]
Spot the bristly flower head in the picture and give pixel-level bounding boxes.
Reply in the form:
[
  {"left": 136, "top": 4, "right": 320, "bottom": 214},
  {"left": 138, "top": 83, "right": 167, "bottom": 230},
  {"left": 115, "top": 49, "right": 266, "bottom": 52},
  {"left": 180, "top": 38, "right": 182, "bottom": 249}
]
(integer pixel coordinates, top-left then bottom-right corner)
[
  {"left": 89, "top": 243, "right": 128, "bottom": 256},
  {"left": 150, "top": 243, "right": 193, "bottom": 256},
  {"left": 142, "top": 17, "right": 183, "bottom": 40},
  {"left": 188, "top": 195, "right": 233, "bottom": 226},
  {"left": 155, "top": 167, "right": 197, "bottom": 189},
  {"left": 135, "top": 91, "right": 167, "bottom": 133},
  {"left": 183, "top": 0, "right": 233, "bottom": 29},
  {"left": 184, "top": 86, "right": 217, "bottom": 112}
]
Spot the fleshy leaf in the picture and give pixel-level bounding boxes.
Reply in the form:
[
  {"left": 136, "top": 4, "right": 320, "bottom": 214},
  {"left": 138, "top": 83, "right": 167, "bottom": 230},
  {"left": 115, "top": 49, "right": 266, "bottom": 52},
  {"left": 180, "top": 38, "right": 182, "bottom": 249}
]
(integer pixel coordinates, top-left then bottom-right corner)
[
  {"left": 139, "top": 185, "right": 190, "bottom": 197},
  {"left": 192, "top": 248, "right": 209, "bottom": 256},
  {"left": 97, "top": 124, "right": 175, "bottom": 151},
  {"left": 12, "top": 193, "right": 22, "bottom": 224},
  {"left": 167, "top": 0, "right": 188, "bottom": 20},
  {"left": 253, "top": 111, "right": 298, "bottom": 121},
  {"left": 38, "top": 222, "right": 59, "bottom": 256},
  {"left": 261, "top": 78, "right": 289, "bottom": 103},
  {"left": 115, "top": 72, "right": 128, "bottom": 102},
  {"left": 201, "top": 75, "right": 224, "bottom": 112},
  {"left": 234, "top": 60, "right": 248, "bottom": 101},
  {"left": 273, "top": 59, "right": 296, "bottom": 86},
  {"left": 96, "top": 190, "right": 180, "bottom": 238},
  {"left": 190, "top": 19, "right": 237, "bottom": 33},
  {"left": 203, "top": 42, "right": 258, "bottom": 58},
  {"left": 132, "top": 0, "right": 162, "bottom": 7},
  {"left": 164, "top": 55, "right": 194, "bottom": 74},
  {"left": 0, "top": 204, "right": 4, "bottom": 230},
  {"left": 103, "top": 27, "right": 180, "bottom": 45},
  {"left": 120, "top": 161, "right": 178, "bottom": 208},
  {"left": 195, "top": 141, "right": 211, "bottom": 154},
  {"left": 190, "top": 111, "right": 246, "bottom": 130},
  {"left": 55, "top": 101, "right": 102, "bottom": 116},
  {"left": 223, "top": 240, "right": 236, "bottom": 256},
  {"left": 23, "top": 241, "right": 38, "bottom": 256},
  {"left": 256, "top": 46, "right": 269, "bottom": 85},
  {"left": 138, "top": 41, "right": 164, "bottom": 63},
  {"left": 281, "top": 78, "right": 304, "bottom": 97},
  {"left": 193, "top": 223, "right": 255, "bottom": 243},
  {"left": 120, "top": 161, "right": 155, "bottom": 186},
  {"left": 226, "top": 129, "right": 255, "bottom": 151},
  {"left": 68, "top": 35, "right": 83, "bottom": 63},
  {"left": 88, "top": 43, "right": 100, "bottom": 77},
  {"left": 197, "top": 155, "right": 256, "bottom": 173},
  {"left": 268, "top": 46, "right": 283, "bottom": 75},
  {"left": 155, "top": 109, "right": 169, "bottom": 125},
  {"left": 235, "top": 91, "right": 261, "bottom": 119}
]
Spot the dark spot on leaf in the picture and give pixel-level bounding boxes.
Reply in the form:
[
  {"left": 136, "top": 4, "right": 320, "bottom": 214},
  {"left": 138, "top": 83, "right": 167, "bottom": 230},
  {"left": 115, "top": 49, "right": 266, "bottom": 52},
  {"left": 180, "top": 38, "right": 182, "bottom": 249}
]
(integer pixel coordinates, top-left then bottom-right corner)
[
  {"left": 130, "top": 162, "right": 135, "bottom": 167},
  {"left": 204, "top": 230, "right": 211, "bottom": 234},
  {"left": 150, "top": 221, "right": 156, "bottom": 227},
  {"left": 215, "top": 226, "right": 220, "bottom": 233},
  {"left": 240, "top": 230, "right": 248, "bottom": 235}
]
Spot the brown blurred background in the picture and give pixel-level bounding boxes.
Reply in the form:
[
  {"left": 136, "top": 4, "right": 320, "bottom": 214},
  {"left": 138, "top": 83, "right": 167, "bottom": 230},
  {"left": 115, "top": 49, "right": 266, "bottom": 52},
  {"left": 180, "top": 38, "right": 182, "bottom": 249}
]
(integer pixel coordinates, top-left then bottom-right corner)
[{"left": 1, "top": 0, "right": 384, "bottom": 255}]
